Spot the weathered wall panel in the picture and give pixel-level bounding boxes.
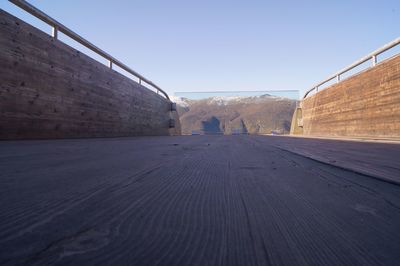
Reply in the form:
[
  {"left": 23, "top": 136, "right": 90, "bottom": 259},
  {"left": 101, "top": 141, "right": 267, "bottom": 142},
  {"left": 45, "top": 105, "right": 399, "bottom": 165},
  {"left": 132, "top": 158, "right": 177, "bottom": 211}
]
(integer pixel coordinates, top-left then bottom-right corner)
[
  {"left": 297, "top": 54, "right": 400, "bottom": 139},
  {"left": 289, "top": 107, "right": 303, "bottom": 135},
  {"left": 0, "top": 10, "right": 180, "bottom": 139}
]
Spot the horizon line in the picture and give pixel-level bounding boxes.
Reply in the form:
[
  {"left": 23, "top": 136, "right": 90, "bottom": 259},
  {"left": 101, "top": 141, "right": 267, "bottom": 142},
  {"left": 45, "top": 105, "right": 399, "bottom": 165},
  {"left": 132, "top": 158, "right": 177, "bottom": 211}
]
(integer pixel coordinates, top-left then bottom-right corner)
[{"left": 174, "top": 90, "right": 299, "bottom": 94}]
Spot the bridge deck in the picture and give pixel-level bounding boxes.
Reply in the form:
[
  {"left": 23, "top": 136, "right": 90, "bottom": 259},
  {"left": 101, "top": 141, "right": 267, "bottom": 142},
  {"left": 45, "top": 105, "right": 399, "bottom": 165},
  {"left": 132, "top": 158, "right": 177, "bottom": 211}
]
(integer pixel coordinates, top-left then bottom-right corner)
[{"left": 1, "top": 136, "right": 399, "bottom": 265}]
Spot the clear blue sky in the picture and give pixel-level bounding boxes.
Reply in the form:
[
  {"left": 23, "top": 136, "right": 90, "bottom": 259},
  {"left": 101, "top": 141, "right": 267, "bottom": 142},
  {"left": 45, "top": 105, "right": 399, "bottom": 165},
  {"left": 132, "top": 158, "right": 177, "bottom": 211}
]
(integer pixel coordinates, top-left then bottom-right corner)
[{"left": 1, "top": 0, "right": 399, "bottom": 97}]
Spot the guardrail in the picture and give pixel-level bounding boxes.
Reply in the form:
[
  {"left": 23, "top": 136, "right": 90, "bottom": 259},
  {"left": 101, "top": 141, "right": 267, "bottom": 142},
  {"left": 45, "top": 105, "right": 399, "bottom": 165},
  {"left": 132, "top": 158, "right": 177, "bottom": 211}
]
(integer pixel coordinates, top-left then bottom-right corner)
[
  {"left": 303, "top": 37, "right": 400, "bottom": 99},
  {"left": 8, "top": 0, "right": 170, "bottom": 100}
]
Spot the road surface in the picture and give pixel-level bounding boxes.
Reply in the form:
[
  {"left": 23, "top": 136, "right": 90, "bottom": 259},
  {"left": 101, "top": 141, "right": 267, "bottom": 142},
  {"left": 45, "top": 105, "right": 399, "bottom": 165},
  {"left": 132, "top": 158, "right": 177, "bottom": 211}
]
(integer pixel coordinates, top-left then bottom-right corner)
[{"left": 0, "top": 135, "right": 399, "bottom": 265}]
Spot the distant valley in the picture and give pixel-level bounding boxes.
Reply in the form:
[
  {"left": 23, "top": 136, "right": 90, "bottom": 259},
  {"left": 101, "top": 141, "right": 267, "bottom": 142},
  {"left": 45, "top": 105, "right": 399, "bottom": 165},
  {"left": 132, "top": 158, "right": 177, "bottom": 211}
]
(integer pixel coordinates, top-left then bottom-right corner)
[{"left": 172, "top": 95, "right": 297, "bottom": 135}]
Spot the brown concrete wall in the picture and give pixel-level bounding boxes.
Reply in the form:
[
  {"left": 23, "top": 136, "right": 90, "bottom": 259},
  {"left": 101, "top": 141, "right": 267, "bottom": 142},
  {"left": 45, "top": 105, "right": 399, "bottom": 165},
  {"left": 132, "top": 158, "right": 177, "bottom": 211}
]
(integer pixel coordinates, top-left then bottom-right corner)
[
  {"left": 298, "top": 53, "right": 400, "bottom": 139},
  {"left": 289, "top": 107, "right": 303, "bottom": 135},
  {"left": 0, "top": 10, "right": 180, "bottom": 139}
]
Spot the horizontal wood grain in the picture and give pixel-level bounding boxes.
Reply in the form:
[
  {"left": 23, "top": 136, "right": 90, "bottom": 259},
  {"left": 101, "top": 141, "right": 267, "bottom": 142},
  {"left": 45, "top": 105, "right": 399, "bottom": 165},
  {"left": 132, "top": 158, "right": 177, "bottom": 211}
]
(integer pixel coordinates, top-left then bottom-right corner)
[
  {"left": 300, "top": 54, "right": 400, "bottom": 138},
  {"left": 0, "top": 10, "right": 180, "bottom": 139}
]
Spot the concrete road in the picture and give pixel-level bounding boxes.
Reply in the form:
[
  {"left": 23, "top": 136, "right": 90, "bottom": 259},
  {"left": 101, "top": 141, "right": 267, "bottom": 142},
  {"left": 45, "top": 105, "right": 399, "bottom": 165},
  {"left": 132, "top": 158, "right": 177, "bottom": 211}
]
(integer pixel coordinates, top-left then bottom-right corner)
[{"left": 0, "top": 135, "right": 399, "bottom": 265}]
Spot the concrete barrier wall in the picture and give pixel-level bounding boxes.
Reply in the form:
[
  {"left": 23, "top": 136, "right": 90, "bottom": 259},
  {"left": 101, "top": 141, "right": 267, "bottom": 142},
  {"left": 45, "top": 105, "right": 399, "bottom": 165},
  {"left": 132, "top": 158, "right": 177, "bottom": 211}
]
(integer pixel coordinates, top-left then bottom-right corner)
[
  {"left": 0, "top": 10, "right": 180, "bottom": 139},
  {"left": 295, "top": 53, "right": 400, "bottom": 139},
  {"left": 289, "top": 107, "right": 303, "bottom": 135}
]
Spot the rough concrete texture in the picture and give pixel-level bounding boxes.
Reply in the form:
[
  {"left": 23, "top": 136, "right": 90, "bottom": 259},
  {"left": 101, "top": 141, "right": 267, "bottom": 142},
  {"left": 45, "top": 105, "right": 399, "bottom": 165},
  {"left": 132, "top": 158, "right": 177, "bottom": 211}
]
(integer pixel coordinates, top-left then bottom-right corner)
[
  {"left": 0, "top": 10, "right": 180, "bottom": 139},
  {"left": 1, "top": 135, "right": 400, "bottom": 265},
  {"left": 296, "top": 54, "right": 400, "bottom": 138}
]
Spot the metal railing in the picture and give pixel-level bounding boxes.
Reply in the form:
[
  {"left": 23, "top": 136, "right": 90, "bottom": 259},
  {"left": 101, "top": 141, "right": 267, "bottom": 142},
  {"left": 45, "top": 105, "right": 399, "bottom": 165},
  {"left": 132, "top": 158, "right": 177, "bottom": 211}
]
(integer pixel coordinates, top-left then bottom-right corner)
[
  {"left": 8, "top": 0, "right": 170, "bottom": 100},
  {"left": 303, "top": 37, "right": 400, "bottom": 99}
]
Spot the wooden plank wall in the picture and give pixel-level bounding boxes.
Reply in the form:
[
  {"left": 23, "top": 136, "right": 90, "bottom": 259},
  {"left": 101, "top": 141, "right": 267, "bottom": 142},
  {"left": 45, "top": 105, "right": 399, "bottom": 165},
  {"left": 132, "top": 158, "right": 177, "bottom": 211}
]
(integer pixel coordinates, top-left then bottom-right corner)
[
  {"left": 300, "top": 53, "right": 400, "bottom": 139},
  {"left": 0, "top": 10, "right": 180, "bottom": 139}
]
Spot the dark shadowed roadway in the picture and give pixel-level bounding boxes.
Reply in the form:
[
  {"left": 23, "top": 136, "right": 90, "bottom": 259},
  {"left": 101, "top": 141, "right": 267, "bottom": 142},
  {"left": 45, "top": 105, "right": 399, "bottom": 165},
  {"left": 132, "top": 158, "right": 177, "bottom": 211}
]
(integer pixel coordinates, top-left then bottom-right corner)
[{"left": 1, "top": 136, "right": 400, "bottom": 265}]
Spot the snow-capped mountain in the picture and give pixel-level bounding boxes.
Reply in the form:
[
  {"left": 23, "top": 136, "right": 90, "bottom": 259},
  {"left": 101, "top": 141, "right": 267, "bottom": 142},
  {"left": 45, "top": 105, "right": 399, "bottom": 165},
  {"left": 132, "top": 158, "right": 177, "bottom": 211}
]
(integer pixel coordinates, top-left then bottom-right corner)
[{"left": 171, "top": 95, "right": 297, "bottom": 135}]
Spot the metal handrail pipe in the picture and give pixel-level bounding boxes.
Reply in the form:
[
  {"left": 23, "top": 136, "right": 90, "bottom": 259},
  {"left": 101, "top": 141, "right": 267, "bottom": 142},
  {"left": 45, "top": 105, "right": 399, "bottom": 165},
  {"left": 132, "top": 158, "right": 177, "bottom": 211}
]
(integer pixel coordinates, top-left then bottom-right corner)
[
  {"left": 303, "top": 37, "right": 400, "bottom": 99},
  {"left": 9, "top": 0, "right": 170, "bottom": 100}
]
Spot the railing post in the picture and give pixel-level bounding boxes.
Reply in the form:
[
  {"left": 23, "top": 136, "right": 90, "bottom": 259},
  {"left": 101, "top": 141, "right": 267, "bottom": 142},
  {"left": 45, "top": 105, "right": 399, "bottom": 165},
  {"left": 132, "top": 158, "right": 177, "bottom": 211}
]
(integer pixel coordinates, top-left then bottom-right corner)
[
  {"left": 51, "top": 25, "right": 58, "bottom": 39},
  {"left": 302, "top": 38, "right": 399, "bottom": 99},
  {"left": 372, "top": 55, "right": 377, "bottom": 66},
  {"left": 8, "top": 0, "right": 171, "bottom": 100}
]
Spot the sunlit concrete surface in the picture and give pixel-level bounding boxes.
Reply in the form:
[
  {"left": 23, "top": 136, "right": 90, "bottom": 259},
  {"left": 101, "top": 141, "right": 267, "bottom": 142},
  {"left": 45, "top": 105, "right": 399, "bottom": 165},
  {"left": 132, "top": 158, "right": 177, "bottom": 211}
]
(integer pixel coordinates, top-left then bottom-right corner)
[{"left": 1, "top": 135, "right": 399, "bottom": 265}]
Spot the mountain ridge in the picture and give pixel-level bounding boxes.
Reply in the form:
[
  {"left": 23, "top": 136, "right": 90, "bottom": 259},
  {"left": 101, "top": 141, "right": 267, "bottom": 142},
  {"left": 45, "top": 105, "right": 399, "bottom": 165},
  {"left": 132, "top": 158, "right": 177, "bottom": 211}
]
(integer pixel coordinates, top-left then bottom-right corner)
[{"left": 172, "top": 95, "right": 297, "bottom": 135}]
